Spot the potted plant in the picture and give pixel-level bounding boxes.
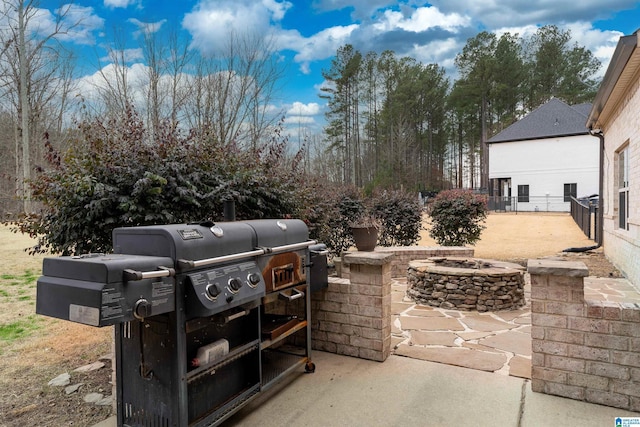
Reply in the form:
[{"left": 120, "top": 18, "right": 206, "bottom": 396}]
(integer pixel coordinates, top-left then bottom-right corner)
[{"left": 350, "top": 213, "right": 381, "bottom": 251}]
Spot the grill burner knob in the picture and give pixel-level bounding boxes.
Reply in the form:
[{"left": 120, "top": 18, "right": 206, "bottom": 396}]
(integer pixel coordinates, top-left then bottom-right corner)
[
  {"left": 205, "top": 283, "right": 221, "bottom": 300},
  {"left": 228, "top": 277, "right": 243, "bottom": 292},
  {"left": 134, "top": 299, "right": 152, "bottom": 319},
  {"left": 247, "top": 273, "right": 261, "bottom": 288}
]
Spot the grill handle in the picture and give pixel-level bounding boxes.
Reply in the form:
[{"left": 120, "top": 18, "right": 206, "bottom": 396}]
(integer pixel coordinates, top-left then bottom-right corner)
[
  {"left": 262, "top": 240, "right": 318, "bottom": 255},
  {"left": 223, "top": 309, "right": 250, "bottom": 323},
  {"left": 177, "top": 240, "right": 317, "bottom": 270},
  {"left": 123, "top": 266, "right": 176, "bottom": 281},
  {"left": 178, "top": 249, "right": 266, "bottom": 269},
  {"left": 278, "top": 288, "right": 305, "bottom": 301}
]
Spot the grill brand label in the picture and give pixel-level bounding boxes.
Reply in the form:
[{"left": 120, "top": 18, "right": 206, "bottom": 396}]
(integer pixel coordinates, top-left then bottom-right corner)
[
  {"left": 178, "top": 229, "right": 203, "bottom": 240},
  {"left": 69, "top": 304, "right": 100, "bottom": 326}
]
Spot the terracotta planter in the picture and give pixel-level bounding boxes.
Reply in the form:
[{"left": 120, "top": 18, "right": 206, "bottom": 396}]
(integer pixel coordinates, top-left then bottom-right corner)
[{"left": 351, "top": 226, "right": 378, "bottom": 251}]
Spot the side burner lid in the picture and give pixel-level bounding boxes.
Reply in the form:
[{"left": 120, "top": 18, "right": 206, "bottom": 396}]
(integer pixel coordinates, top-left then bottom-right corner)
[{"left": 246, "top": 219, "right": 309, "bottom": 248}]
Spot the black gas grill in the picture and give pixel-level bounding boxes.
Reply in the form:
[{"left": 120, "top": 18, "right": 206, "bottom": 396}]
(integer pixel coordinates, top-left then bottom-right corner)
[{"left": 36, "top": 219, "right": 327, "bottom": 427}]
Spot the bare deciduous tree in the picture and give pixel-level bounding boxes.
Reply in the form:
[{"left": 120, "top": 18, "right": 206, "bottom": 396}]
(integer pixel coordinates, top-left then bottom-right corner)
[
  {"left": 0, "top": 0, "right": 79, "bottom": 213},
  {"left": 183, "top": 31, "right": 285, "bottom": 149}
]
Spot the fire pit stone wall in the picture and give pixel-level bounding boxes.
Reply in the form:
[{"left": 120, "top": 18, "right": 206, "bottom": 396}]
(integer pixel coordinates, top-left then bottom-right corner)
[{"left": 407, "top": 257, "right": 526, "bottom": 312}]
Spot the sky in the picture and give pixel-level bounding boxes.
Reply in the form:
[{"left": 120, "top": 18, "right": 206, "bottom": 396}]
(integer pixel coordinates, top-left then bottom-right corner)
[{"left": 33, "top": 0, "right": 640, "bottom": 135}]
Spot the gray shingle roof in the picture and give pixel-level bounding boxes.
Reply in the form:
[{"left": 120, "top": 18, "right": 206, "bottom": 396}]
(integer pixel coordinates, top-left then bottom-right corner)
[{"left": 487, "top": 98, "right": 591, "bottom": 143}]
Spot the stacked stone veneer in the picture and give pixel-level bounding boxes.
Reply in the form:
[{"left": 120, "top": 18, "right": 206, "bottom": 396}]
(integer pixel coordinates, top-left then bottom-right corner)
[
  {"left": 529, "top": 259, "right": 640, "bottom": 411},
  {"left": 407, "top": 258, "right": 525, "bottom": 312},
  {"left": 310, "top": 252, "right": 393, "bottom": 362}
]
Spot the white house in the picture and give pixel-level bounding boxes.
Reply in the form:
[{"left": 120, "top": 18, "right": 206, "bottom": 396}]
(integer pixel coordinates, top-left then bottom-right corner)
[
  {"left": 587, "top": 30, "right": 640, "bottom": 287},
  {"left": 488, "top": 98, "right": 599, "bottom": 212}
]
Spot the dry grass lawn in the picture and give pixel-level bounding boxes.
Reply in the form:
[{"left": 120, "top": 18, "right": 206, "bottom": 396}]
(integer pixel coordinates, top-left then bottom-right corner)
[{"left": 418, "top": 211, "right": 595, "bottom": 261}]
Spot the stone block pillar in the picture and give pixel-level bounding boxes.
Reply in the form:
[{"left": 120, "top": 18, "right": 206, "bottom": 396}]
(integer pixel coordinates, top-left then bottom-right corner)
[
  {"left": 528, "top": 259, "right": 640, "bottom": 411},
  {"left": 311, "top": 252, "right": 393, "bottom": 362}
]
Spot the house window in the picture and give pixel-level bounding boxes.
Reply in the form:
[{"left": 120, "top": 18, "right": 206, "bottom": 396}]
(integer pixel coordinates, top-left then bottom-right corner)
[
  {"left": 618, "top": 146, "right": 629, "bottom": 230},
  {"left": 563, "top": 183, "right": 577, "bottom": 202},
  {"left": 517, "top": 185, "right": 529, "bottom": 203}
]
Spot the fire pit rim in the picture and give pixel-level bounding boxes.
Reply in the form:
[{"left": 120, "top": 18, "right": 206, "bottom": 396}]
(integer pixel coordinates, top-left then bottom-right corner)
[{"left": 409, "top": 256, "right": 525, "bottom": 277}]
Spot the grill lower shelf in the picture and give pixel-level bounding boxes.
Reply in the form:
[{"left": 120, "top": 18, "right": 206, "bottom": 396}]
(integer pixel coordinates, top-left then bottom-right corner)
[
  {"left": 190, "top": 384, "right": 261, "bottom": 427},
  {"left": 261, "top": 346, "right": 308, "bottom": 390}
]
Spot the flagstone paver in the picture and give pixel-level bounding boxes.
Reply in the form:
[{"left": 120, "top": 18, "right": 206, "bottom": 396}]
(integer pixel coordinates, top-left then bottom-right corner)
[
  {"left": 459, "top": 315, "right": 519, "bottom": 332},
  {"left": 398, "top": 316, "right": 465, "bottom": 331},
  {"left": 508, "top": 355, "right": 532, "bottom": 379},
  {"left": 478, "top": 330, "right": 532, "bottom": 356},
  {"left": 391, "top": 302, "right": 413, "bottom": 314},
  {"left": 404, "top": 308, "right": 446, "bottom": 318},
  {"left": 409, "top": 331, "right": 458, "bottom": 346},
  {"left": 390, "top": 274, "right": 638, "bottom": 380},
  {"left": 455, "top": 331, "right": 494, "bottom": 341}
]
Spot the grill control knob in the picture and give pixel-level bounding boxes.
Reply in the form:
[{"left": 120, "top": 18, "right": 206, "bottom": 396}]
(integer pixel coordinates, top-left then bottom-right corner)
[
  {"left": 247, "top": 273, "right": 261, "bottom": 288},
  {"left": 205, "top": 283, "right": 221, "bottom": 300},
  {"left": 134, "top": 299, "right": 152, "bottom": 319},
  {"left": 228, "top": 277, "right": 243, "bottom": 293}
]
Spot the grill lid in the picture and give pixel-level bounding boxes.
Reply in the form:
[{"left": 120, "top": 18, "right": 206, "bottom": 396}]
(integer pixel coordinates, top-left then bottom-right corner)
[
  {"left": 42, "top": 253, "right": 174, "bottom": 284},
  {"left": 112, "top": 220, "right": 311, "bottom": 265},
  {"left": 112, "top": 222, "right": 257, "bottom": 262},
  {"left": 247, "top": 219, "right": 309, "bottom": 248}
]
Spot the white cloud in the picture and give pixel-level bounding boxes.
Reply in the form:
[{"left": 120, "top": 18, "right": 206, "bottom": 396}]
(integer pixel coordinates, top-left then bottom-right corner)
[
  {"left": 129, "top": 18, "right": 167, "bottom": 38},
  {"left": 57, "top": 5, "right": 105, "bottom": 45},
  {"left": 276, "top": 25, "right": 359, "bottom": 73},
  {"left": 493, "top": 25, "right": 539, "bottom": 39},
  {"left": 262, "top": 0, "right": 292, "bottom": 21},
  {"left": 287, "top": 102, "right": 320, "bottom": 116},
  {"left": 410, "top": 38, "right": 461, "bottom": 68},
  {"left": 183, "top": 0, "right": 291, "bottom": 54},
  {"left": 374, "top": 7, "right": 470, "bottom": 33},
  {"left": 284, "top": 116, "right": 316, "bottom": 125},
  {"left": 102, "top": 48, "right": 144, "bottom": 63},
  {"left": 564, "top": 22, "right": 624, "bottom": 77},
  {"left": 104, "top": 0, "right": 136, "bottom": 8},
  {"left": 75, "top": 63, "right": 131, "bottom": 103},
  {"left": 0, "top": 4, "right": 105, "bottom": 46}
]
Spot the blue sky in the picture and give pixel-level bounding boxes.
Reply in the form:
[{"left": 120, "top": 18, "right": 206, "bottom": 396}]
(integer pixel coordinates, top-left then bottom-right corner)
[{"left": 35, "top": 0, "right": 640, "bottom": 135}]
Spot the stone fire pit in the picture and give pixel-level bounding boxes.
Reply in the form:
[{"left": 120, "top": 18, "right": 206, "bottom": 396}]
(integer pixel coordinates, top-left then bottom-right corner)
[{"left": 407, "top": 257, "right": 526, "bottom": 312}]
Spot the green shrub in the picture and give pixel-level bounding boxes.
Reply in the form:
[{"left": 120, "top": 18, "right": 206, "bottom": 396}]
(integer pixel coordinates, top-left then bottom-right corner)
[
  {"left": 428, "top": 189, "right": 487, "bottom": 246},
  {"left": 304, "top": 185, "right": 422, "bottom": 258},
  {"left": 11, "top": 108, "right": 307, "bottom": 255},
  {"left": 314, "top": 186, "right": 365, "bottom": 256},
  {"left": 371, "top": 189, "right": 423, "bottom": 246}
]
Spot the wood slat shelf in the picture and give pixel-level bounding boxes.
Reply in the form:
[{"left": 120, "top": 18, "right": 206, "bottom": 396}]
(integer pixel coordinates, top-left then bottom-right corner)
[{"left": 260, "top": 319, "right": 307, "bottom": 350}]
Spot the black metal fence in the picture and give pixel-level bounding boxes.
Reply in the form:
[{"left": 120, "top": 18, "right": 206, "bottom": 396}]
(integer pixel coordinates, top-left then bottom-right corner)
[
  {"left": 487, "top": 196, "right": 518, "bottom": 212},
  {"left": 570, "top": 196, "right": 599, "bottom": 241}
]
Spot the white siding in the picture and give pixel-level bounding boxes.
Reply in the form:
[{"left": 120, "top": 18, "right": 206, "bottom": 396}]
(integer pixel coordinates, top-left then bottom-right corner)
[{"left": 489, "top": 134, "right": 599, "bottom": 212}]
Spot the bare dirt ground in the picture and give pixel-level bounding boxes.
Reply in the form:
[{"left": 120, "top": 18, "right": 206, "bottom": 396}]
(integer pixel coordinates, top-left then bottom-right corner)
[
  {"left": 0, "top": 227, "right": 113, "bottom": 427},
  {"left": 0, "top": 213, "right": 622, "bottom": 426}
]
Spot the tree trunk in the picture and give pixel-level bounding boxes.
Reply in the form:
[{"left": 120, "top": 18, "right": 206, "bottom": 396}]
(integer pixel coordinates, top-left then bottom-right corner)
[{"left": 18, "top": 2, "right": 30, "bottom": 213}]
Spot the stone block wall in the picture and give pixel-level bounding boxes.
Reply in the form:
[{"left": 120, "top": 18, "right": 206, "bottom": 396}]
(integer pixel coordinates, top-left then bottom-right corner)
[
  {"left": 310, "top": 252, "right": 393, "bottom": 362},
  {"left": 529, "top": 259, "right": 640, "bottom": 411},
  {"left": 342, "top": 246, "right": 474, "bottom": 278}
]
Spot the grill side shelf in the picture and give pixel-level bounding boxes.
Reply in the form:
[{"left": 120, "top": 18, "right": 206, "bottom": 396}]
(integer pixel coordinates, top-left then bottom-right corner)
[{"left": 187, "top": 340, "right": 260, "bottom": 383}]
